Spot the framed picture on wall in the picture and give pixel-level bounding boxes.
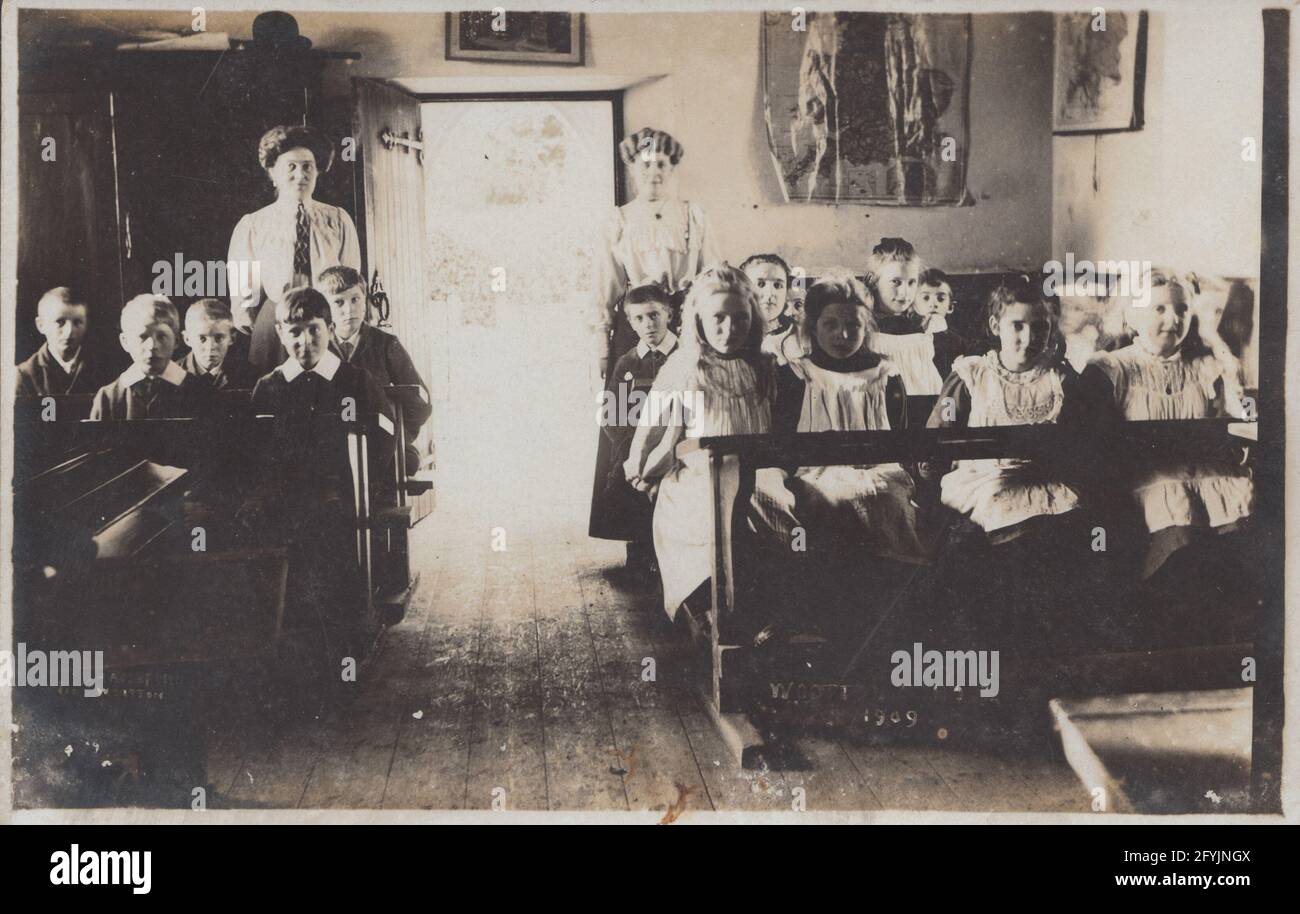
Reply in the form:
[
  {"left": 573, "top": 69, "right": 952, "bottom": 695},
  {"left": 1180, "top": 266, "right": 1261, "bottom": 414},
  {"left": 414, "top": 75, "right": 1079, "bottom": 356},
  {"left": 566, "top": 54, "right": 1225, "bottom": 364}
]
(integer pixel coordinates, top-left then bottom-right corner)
[
  {"left": 446, "top": 12, "right": 584, "bottom": 66},
  {"left": 762, "top": 11, "right": 974, "bottom": 205},
  {"left": 1052, "top": 10, "right": 1147, "bottom": 133}
]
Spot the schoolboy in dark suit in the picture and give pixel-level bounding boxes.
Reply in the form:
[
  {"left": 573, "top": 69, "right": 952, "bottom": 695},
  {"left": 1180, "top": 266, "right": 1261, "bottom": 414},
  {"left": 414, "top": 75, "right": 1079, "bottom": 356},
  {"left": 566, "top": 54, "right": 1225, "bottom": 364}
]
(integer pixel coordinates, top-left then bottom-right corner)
[
  {"left": 248, "top": 287, "right": 397, "bottom": 673},
  {"left": 89, "top": 294, "right": 210, "bottom": 420},
  {"left": 317, "top": 266, "right": 431, "bottom": 475},
  {"left": 250, "top": 286, "right": 396, "bottom": 492},
  {"left": 15, "top": 287, "right": 110, "bottom": 397},
  {"left": 914, "top": 267, "right": 976, "bottom": 380},
  {"left": 180, "top": 299, "right": 262, "bottom": 391},
  {"left": 594, "top": 283, "right": 678, "bottom": 582}
]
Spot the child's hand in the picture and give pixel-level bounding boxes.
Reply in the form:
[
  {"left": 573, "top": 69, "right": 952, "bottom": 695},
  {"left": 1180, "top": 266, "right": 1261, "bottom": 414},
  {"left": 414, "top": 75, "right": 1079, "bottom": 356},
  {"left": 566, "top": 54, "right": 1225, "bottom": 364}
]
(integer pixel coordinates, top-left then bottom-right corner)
[
  {"left": 231, "top": 302, "right": 255, "bottom": 333},
  {"left": 917, "top": 461, "right": 949, "bottom": 482}
]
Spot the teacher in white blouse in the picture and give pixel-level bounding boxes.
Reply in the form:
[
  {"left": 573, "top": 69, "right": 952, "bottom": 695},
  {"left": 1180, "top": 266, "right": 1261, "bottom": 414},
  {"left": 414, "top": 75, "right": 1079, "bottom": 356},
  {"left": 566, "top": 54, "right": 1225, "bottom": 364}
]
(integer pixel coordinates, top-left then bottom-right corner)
[
  {"left": 588, "top": 127, "right": 719, "bottom": 545},
  {"left": 591, "top": 127, "right": 718, "bottom": 378},
  {"left": 228, "top": 125, "right": 362, "bottom": 372}
]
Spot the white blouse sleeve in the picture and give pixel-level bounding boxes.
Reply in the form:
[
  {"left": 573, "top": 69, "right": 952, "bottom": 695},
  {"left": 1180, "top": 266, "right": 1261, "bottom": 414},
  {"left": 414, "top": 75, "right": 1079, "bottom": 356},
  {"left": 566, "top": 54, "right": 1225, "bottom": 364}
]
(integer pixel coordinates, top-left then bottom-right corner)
[
  {"left": 338, "top": 207, "right": 362, "bottom": 273},
  {"left": 227, "top": 213, "right": 259, "bottom": 329},
  {"left": 592, "top": 210, "right": 627, "bottom": 335},
  {"left": 626, "top": 351, "right": 695, "bottom": 480},
  {"left": 689, "top": 202, "right": 720, "bottom": 274}
]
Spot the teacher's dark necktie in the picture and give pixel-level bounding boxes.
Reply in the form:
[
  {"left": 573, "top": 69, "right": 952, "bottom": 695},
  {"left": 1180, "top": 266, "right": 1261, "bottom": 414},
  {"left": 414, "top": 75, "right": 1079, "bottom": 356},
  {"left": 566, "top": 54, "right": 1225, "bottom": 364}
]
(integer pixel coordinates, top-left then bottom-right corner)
[
  {"left": 293, "top": 203, "right": 312, "bottom": 287},
  {"left": 341, "top": 340, "right": 355, "bottom": 361}
]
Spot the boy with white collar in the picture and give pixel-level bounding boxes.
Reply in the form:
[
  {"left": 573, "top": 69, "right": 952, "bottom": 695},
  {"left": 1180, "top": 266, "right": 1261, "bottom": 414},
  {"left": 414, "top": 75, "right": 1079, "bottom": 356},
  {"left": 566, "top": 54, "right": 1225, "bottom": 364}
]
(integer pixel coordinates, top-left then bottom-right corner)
[
  {"left": 180, "top": 299, "right": 261, "bottom": 390},
  {"left": 248, "top": 287, "right": 396, "bottom": 670},
  {"left": 317, "top": 266, "right": 430, "bottom": 474},
  {"left": 250, "top": 286, "right": 395, "bottom": 488},
  {"left": 89, "top": 295, "right": 209, "bottom": 419},
  {"left": 592, "top": 283, "right": 679, "bottom": 582},
  {"left": 913, "top": 267, "right": 974, "bottom": 381}
]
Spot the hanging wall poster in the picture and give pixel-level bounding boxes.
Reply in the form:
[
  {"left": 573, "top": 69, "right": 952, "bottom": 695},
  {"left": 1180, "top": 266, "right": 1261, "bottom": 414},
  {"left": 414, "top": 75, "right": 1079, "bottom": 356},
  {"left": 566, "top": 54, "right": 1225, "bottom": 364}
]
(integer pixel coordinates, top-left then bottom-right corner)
[{"left": 762, "top": 11, "right": 972, "bottom": 205}]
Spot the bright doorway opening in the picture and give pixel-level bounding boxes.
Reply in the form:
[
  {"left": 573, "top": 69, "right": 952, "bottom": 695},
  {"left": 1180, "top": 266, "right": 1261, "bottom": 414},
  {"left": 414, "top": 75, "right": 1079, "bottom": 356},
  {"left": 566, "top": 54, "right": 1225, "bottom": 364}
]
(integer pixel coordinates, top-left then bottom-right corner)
[{"left": 421, "top": 98, "right": 618, "bottom": 540}]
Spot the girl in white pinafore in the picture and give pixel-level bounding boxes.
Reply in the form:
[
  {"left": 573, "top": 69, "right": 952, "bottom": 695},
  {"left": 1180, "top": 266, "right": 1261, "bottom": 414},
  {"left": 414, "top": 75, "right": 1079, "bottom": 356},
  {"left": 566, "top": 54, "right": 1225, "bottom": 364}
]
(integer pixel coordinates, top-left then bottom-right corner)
[
  {"left": 760, "top": 275, "right": 927, "bottom": 563},
  {"left": 921, "top": 284, "right": 1098, "bottom": 651},
  {"left": 871, "top": 314, "right": 946, "bottom": 396},
  {"left": 623, "top": 265, "right": 776, "bottom": 619},
  {"left": 863, "top": 238, "right": 967, "bottom": 397},
  {"left": 1082, "top": 271, "right": 1253, "bottom": 576},
  {"left": 928, "top": 288, "right": 1086, "bottom": 537}
]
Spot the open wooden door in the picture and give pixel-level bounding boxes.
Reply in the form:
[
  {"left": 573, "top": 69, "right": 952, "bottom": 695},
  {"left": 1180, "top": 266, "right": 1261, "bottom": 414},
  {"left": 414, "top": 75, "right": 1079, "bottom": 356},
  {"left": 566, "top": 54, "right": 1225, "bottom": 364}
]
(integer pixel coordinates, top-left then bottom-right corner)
[{"left": 352, "top": 78, "right": 433, "bottom": 521}]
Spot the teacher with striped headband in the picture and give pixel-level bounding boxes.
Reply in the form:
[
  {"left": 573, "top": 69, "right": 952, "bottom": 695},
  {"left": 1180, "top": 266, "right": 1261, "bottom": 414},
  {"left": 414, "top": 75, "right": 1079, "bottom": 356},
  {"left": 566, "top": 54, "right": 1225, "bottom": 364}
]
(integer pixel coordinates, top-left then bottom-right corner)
[{"left": 588, "top": 126, "right": 719, "bottom": 556}]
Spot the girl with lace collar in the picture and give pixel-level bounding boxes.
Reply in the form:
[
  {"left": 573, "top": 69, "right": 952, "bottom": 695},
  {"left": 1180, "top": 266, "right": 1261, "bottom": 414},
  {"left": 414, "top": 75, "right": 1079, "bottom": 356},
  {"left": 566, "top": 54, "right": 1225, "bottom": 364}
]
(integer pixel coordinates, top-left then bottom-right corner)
[
  {"left": 925, "top": 283, "right": 1088, "bottom": 537},
  {"left": 921, "top": 282, "right": 1104, "bottom": 652}
]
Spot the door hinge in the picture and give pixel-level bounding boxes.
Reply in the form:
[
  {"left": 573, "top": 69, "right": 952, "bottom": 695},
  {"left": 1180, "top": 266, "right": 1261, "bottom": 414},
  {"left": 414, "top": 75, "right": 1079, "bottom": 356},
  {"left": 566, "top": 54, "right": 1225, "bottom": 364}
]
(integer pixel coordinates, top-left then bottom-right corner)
[{"left": 380, "top": 127, "right": 423, "bottom": 165}]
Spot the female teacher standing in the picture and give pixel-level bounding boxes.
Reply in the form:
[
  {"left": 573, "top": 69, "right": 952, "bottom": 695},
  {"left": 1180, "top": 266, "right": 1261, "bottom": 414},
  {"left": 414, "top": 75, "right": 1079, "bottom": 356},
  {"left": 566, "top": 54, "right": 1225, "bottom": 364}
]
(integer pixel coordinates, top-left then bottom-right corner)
[
  {"left": 588, "top": 127, "right": 719, "bottom": 564},
  {"left": 228, "top": 125, "right": 361, "bottom": 371}
]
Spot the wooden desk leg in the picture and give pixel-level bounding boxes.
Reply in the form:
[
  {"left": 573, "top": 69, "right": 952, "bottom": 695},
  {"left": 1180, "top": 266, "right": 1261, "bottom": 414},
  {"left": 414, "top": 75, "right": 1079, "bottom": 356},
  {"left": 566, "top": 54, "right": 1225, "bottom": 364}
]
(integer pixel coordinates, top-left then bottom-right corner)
[
  {"left": 393, "top": 408, "right": 408, "bottom": 509},
  {"left": 348, "top": 431, "right": 373, "bottom": 613},
  {"left": 705, "top": 450, "right": 764, "bottom": 765}
]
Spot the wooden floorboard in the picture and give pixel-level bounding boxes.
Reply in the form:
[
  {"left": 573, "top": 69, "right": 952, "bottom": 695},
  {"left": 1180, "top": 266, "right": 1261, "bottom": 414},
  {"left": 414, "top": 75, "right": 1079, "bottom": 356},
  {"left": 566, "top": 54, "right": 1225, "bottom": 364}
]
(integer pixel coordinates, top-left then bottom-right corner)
[
  {"left": 533, "top": 540, "right": 628, "bottom": 811},
  {"left": 462, "top": 552, "right": 549, "bottom": 811},
  {"left": 193, "top": 516, "right": 1101, "bottom": 815},
  {"left": 223, "top": 716, "right": 324, "bottom": 809},
  {"left": 784, "top": 738, "right": 884, "bottom": 812},
  {"left": 676, "top": 697, "right": 791, "bottom": 813},
  {"left": 616, "top": 567, "right": 799, "bottom": 816},
  {"left": 924, "top": 747, "right": 1052, "bottom": 813},
  {"left": 300, "top": 571, "right": 444, "bottom": 809},
  {"left": 838, "top": 743, "right": 967, "bottom": 812},
  {"left": 381, "top": 535, "right": 485, "bottom": 809},
  {"left": 578, "top": 568, "right": 710, "bottom": 817},
  {"left": 204, "top": 724, "right": 250, "bottom": 801},
  {"left": 1001, "top": 751, "right": 1093, "bottom": 813}
]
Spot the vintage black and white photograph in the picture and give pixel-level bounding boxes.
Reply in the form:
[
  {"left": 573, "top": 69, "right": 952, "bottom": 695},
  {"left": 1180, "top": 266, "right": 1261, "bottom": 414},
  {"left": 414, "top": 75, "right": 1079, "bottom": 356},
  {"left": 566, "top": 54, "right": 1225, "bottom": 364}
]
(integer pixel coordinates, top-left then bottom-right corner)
[{"left": 0, "top": 0, "right": 1292, "bottom": 826}]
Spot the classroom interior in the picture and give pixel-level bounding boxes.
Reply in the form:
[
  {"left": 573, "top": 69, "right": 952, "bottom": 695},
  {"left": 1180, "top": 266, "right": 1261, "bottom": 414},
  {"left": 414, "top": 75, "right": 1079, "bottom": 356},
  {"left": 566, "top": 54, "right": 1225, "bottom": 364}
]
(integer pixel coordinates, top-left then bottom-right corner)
[{"left": 8, "top": 6, "right": 1281, "bottom": 815}]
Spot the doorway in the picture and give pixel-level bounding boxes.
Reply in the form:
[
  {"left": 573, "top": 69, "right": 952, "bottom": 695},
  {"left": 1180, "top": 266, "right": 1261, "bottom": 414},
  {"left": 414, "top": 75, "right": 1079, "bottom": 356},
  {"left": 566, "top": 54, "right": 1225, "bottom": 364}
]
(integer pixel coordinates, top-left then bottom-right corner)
[{"left": 420, "top": 97, "right": 620, "bottom": 536}]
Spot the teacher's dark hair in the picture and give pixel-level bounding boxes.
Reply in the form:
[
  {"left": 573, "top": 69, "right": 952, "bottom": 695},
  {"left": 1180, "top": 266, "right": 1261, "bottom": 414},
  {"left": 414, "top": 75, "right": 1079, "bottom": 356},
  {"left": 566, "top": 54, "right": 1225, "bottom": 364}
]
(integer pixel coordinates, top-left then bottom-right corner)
[{"left": 258, "top": 125, "right": 335, "bottom": 175}]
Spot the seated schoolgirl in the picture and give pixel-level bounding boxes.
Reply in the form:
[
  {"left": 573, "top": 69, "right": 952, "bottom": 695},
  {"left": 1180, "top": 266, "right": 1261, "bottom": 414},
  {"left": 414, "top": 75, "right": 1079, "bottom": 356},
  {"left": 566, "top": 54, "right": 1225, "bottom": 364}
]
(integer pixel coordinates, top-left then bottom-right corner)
[
  {"left": 865, "top": 238, "right": 967, "bottom": 397},
  {"left": 740, "top": 253, "right": 801, "bottom": 365},
  {"left": 623, "top": 264, "right": 777, "bottom": 626},
  {"left": 1080, "top": 269, "right": 1255, "bottom": 640},
  {"left": 756, "top": 272, "right": 927, "bottom": 565},
  {"left": 922, "top": 280, "right": 1100, "bottom": 647}
]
